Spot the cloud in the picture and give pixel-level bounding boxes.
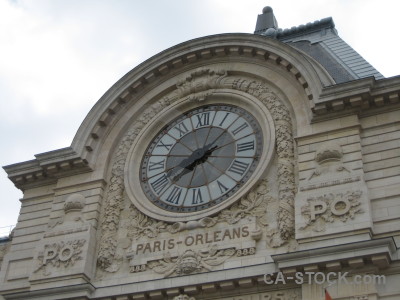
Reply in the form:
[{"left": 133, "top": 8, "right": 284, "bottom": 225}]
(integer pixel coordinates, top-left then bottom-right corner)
[{"left": 0, "top": 0, "right": 399, "bottom": 229}]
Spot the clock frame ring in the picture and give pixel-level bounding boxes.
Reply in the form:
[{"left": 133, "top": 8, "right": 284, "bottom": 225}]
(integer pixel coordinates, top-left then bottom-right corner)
[{"left": 125, "top": 90, "right": 276, "bottom": 222}]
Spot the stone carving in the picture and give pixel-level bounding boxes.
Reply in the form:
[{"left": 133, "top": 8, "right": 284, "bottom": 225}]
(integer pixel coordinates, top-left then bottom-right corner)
[
  {"left": 97, "top": 97, "right": 171, "bottom": 270},
  {"left": 147, "top": 246, "right": 235, "bottom": 277},
  {"left": 309, "top": 142, "right": 350, "bottom": 180},
  {"left": 219, "top": 181, "right": 269, "bottom": 224},
  {"left": 34, "top": 239, "right": 86, "bottom": 276},
  {"left": 166, "top": 217, "right": 218, "bottom": 233},
  {"left": 176, "top": 69, "right": 227, "bottom": 101},
  {"left": 232, "top": 79, "right": 296, "bottom": 246},
  {"left": 315, "top": 141, "right": 343, "bottom": 163},
  {"left": 216, "top": 179, "right": 271, "bottom": 227},
  {"left": 124, "top": 179, "right": 271, "bottom": 243},
  {"left": 173, "top": 295, "right": 196, "bottom": 300},
  {"left": 353, "top": 296, "right": 368, "bottom": 300},
  {"left": 63, "top": 193, "right": 85, "bottom": 212},
  {"left": 48, "top": 193, "right": 86, "bottom": 229},
  {"left": 300, "top": 190, "right": 364, "bottom": 232},
  {"left": 98, "top": 70, "right": 296, "bottom": 270},
  {"left": 126, "top": 204, "right": 168, "bottom": 240}
]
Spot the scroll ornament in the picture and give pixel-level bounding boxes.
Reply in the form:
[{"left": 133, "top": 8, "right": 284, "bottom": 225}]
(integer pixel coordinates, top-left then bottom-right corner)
[{"left": 148, "top": 246, "right": 235, "bottom": 278}]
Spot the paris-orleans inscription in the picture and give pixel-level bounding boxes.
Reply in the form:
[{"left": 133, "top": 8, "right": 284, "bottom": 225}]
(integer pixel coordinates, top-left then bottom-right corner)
[
  {"left": 128, "top": 217, "right": 257, "bottom": 275},
  {"left": 133, "top": 225, "right": 250, "bottom": 255}
]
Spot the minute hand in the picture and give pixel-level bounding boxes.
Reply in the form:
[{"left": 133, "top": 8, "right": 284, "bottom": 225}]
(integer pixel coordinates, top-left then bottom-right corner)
[{"left": 168, "top": 142, "right": 218, "bottom": 181}]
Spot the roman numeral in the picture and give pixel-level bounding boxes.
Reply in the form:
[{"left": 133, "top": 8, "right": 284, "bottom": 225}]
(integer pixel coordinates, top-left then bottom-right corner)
[
  {"left": 217, "top": 180, "right": 229, "bottom": 194},
  {"left": 156, "top": 140, "right": 173, "bottom": 151},
  {"left": 150, "top": 174, "right": 169, "bottom": 194},
  {"left": 174, "top": 121, "right": 189, "bottom": 137},
  {"left": 195, "top": 112, "right": 210, "bottom": 128},
  {"left": 219, "top": 112, "right": 230, "bottom": 127},
  {"left": 148, "top": 159, "right": 165, "bottom": 171},
  {"left": 231, "top": 122, "right": 249, "bottom": 136},
  {"left": 228, "top": 160, "right": 249, "bottom": 176},
  {"left": 236, "top": 141, "right": 254, "bottom": 152},
  {"left": 191, "top": 189, "right": 203, "bottom": 205},
  {"left": 165, "top": 186, "right": 182, "bottom": 204}
]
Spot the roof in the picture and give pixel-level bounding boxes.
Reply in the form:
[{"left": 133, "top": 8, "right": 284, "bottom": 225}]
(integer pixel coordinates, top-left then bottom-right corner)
[{"left": 255, "top": 7, "right": 384, "bottom": 84}]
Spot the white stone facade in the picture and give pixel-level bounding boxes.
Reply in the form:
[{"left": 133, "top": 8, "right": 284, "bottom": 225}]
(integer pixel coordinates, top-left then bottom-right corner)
[{"left": 0, "top": 33, "right": 399, "bottom": 300}]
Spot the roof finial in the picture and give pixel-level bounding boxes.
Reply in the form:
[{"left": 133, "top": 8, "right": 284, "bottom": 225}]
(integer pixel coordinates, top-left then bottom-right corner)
[{"left": 254, "top": 6, "right": 278, "bottom": 35}]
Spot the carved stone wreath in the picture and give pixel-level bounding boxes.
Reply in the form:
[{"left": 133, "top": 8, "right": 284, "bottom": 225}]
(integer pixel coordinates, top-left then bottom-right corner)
[
  {"left": 97, "top": 69, "right": 295, "bottom": 270},
  {"left": 34, "top": 239, "right": 86, "bottom": 276},
  {"left": 300, "top": 190, "right": 364, "bottom": 232}
]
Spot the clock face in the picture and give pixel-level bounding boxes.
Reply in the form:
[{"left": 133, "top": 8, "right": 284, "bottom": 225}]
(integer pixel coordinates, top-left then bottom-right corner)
[{"left": 140, "top": 104, "right": 263, "bottom": 213}]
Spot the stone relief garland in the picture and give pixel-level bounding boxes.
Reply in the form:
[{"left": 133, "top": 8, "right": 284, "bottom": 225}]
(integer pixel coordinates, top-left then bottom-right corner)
[
  {"left": 97, "top": 97, "right": 171, "bottom": 270},
  {"left": 231, "top": 79, "right": 295, "bottom": 245},
  {"left": 97, "top": 69, "right": 296, "bottom": 271},
  {"left": 147, "top": 246, "right": 236, "bottom": 278}
]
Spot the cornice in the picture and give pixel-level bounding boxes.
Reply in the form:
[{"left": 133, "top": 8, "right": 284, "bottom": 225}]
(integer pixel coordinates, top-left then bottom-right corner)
[
  {"left": 272, "top": 237, "right": 398, "bottom": 272},
  {"left": 3, "top": 147, "right": 91, "bottom": 191},
  {"left": 313, "top": 75, "right": 400, "bottom": 120}
]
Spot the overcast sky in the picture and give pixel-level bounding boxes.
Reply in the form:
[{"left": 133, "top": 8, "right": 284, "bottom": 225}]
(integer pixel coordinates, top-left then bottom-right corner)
[{"left": 0, "top": 0, "right": 399, "bottom": 233}]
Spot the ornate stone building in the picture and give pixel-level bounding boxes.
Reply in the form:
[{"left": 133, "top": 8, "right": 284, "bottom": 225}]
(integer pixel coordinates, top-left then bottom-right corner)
[{"left": 1, "top": 7, "right": 399, "bottom": 300}]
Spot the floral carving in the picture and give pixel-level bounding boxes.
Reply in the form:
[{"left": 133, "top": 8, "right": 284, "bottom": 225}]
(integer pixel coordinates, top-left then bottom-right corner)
[
  {"left": 34, "top": 239, "right": 86, "bottom": 276},
  {"left": 301, "top": 190, "right": 364, "bottom": 232},
  {"left": 97, "top": 97, "right": 171, "bottom": 270},
  {"left": 176, "top": 69, "right": 227, "bottom": 101},
  {"left": 216, "top": 179, "right": 271, "bottom": 227},
  {"left": 126, "top": 205, "right": 167, "bottom": 240},
  {"left": 147, "top": 246, "right": 235, "bottom": 277},
  {"left": 232, "top": 79, "right": 296, "bottom": 245}
]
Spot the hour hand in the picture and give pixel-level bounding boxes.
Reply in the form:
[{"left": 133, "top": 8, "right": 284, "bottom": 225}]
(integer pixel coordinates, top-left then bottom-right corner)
[
  {"left": 167, "top": 142, "right": 218, "bottom": 181},
  {"left": 167, "top": 154, "right": 196, "bottom": 179},
  {"left": 172, "top": 162, "right": 196, "bottom": 182}
]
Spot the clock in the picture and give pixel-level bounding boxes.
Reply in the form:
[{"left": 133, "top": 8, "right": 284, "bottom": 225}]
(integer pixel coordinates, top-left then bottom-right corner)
[{"left": 139, "top": 104, "right": 263, "bottom": 213}]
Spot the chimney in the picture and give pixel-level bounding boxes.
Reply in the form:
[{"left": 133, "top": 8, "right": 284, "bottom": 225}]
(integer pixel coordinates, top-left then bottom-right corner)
[{"left": 254, "top": 6, "right": 278, "bottom": 34}]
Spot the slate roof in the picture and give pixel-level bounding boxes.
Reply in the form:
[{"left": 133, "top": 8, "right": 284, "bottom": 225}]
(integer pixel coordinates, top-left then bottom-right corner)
[{"left": 255, "top": 9, "right": 384, "bottom": 84}]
